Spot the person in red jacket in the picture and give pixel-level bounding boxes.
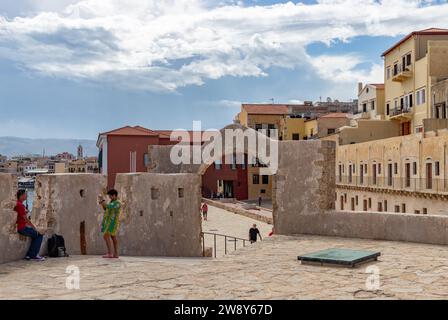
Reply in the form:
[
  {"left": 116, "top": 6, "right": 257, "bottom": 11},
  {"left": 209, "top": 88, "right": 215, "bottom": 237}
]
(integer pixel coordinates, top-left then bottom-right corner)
[
  {"left": 14, "top": 190, "right": 45, "bottom": 261},
  {"left": 201, "top": 203, "right": 208, "bottom": 221}
]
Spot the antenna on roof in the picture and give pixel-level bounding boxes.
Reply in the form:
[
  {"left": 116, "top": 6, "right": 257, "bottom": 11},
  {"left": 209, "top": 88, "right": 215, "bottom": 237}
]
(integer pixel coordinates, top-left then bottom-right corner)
[{"left": 270, "top": 98, "right": 275, "bottom": 104}]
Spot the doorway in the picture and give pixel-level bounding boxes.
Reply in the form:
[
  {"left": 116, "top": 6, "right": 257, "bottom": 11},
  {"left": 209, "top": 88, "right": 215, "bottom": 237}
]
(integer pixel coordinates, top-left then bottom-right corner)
[{"left": 223, "top": 181, "right": 234, "bottom": 198}]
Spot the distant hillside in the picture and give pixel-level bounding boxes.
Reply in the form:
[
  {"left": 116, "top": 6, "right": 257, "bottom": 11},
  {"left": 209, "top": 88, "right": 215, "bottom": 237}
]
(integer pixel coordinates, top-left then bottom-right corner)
[{"left": 0, "top": 137, "right": 98, "bottom": 158}]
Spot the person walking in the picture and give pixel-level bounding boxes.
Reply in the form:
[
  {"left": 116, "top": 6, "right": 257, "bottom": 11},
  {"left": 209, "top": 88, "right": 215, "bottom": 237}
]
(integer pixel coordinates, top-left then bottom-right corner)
[
  {"left": 99, "top": 189, "right": 121, "bottom": 259},
  {"left": 201, "top": 203, "right": 209, "bottom": 221},
  {"left": 249, "top": 224, "right": 262, "bottom": 244},
  {"left": 15, "top": 190, "right": 45, "bottom": 261}
]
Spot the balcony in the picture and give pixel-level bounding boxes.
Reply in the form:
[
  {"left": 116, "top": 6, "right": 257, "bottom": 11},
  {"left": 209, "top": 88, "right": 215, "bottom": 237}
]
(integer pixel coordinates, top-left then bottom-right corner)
[
  {"left": 337, "top": 175, "right": 448, "bottom": 195},
  {"left": 390, "top": 106, "right": 412, "bottom": 121},
  {"left": 392, "top": 64, "right": 413, "bottom": 82}
]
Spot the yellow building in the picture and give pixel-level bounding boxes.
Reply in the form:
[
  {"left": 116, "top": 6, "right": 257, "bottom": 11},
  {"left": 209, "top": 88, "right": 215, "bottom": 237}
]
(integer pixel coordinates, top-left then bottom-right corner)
[
  {"left": 336, "top": 130, "right": 448, "bottom": 215},
  {"left": 382, "top": 28, "right": 448, "bottom": 134},
  {"left": 237, "top": 104, "right": 321, "bottom": 200},
  {"left": 237, "top": 104, "right": 289, "bottom": 139}
]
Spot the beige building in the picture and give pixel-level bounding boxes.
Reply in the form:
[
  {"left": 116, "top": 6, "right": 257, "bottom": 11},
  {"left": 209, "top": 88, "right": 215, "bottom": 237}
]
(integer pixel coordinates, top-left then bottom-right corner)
[
  {"left": 67, "top": 158, "right": 99, "bottom": 174},
  {"left": 357, "top": 83, "right": 385, "bottom": 119},
  {"left": 383, "top": 28, "right": 448, "bottom": 134},
  {"left": 317, "top": 113, "right": 352, "bottom": 138},
  {"left": 336, "top": 131, "right": 448, "bottom": 215}
]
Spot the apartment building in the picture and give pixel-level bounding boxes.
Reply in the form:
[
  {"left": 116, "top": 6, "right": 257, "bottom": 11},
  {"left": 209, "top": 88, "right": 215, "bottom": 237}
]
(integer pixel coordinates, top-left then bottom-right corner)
[
  {"left": 336, "top": 131, "right": 448, "bottom": 215},
  {"left": 237, "top": 103, "right": 356, "bottom": 200},
  {"left": 383, "top": 28, "right": 448, "bottom": 134},
  {"left": 357, "top": 83, "right": 385, "bottom": 120}
]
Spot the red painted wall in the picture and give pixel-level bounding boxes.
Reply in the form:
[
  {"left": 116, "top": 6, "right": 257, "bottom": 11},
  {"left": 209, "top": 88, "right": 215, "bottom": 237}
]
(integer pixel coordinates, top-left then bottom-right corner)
[
  {"left": 201, "top": 156, "right": 248, "bottom": 201},
  {"left": 106, "top": 135, "right": 160, "bottom": 189}
]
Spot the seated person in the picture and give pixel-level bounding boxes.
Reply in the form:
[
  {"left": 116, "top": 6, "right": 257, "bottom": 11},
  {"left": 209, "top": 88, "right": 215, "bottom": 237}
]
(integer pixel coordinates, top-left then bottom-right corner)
[{"left": 14, "top": 190, "right": 45, "bottom": 261}]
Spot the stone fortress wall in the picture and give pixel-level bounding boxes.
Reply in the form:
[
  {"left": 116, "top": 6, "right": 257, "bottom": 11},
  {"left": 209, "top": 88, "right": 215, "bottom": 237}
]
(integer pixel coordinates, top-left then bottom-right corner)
[
  {"left": 3, "top": 124, "right": 448, "bottom": 264},
  {"left": 0, "top": 173, "right": 202, "bottom": 264}
]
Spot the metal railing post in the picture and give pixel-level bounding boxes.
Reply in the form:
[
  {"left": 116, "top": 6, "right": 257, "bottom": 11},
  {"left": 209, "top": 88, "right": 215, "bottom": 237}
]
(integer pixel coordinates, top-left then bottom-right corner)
[
  {"left": 214, "top": 234, "right": 217, "bottom": 258},
  {"left": 225, "top": 236, "right": 227, "bottom": 255},
  {"left": 202, "top": 233, "right": 205, "bottom": 257}
]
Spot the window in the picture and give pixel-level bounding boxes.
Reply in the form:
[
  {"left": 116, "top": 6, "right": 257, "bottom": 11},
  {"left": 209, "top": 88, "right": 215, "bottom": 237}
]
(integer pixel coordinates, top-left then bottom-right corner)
[
  {"left": 292, "top": 133, "right": 300, "bottom": 141},
  {"left": 386, "top": 103, "right": 390, "bottom": 116},
  {"left": 328, "top": 128, "right": 336, "bottom": 135},
  {"left": 426, "top": 162, "right": 433, "bottom": 189},
  {"left": 406, "top": 53, "right": 412, "bottom": 66},
  {"left": 386, "top": 66, "right": 391, "bottom": 80},
  {"left": 252, "top": 174, "right": 260, "bottom": 185},
  {"left": 423, "top": 208, "right": 428, "bottom": 215},
  {"left": 368, "top": 198, "right": 372, "bottom": 209},
  {"left": 144, "top": 153, "right": 150, "bottom": 167},
  {"left": 394, "top": 163, "right": 398, "bottom": 175},
  {"left": 402, "top": 203, "right": 406, "bottom": 213},
  {"left": 405, "top": 163, "right": 411, "bottom": 187},
  {"left": 360, "top": 164, "right": 364, "bottom": 184},
  {"left": 417, "top": 88, "right": 426, "bottom": 105},
  {"left": 372, "top": 164, "right": 377, "bottom": 185},
  {"left": 378, "top": 163, "right": 382, "bottom": 175},
  {"left": 378, "top": 202, "right": 383, "bottom": 212},
  {"left": 435, "top": 161, "right": 440, "bottom": 176},
  {"left": 363, "top": 103, "right": 367, "bottom": 112},
  {"left": 395, "top": 205, "right": 400, "bottom": 213},
  {"left": 384, "top": 200, "right": 388, "bottom": 212},
  {"left": 388, "top": 163, "right": 393, "bottom": 186},
  {"left": 413, "top": 162, "right": 417, "bottom": 175},
  {"left": 262, "top": 175, "right": 269, "bottom": 185},
  {"left": 355, "top": 196, "right": 359, "bottom": 206},
  {"left": 371, "top": 100, "right": 375, "bottom": 111},
  {"left": 231, "top": 154, "right": 237, "bottom": 170}
]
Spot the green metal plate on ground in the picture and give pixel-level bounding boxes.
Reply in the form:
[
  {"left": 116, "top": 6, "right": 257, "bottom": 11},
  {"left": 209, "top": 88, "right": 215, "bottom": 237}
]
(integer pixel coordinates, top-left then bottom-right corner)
[{"left": 298, "top": 248, "right": 381, "bottom": 268}]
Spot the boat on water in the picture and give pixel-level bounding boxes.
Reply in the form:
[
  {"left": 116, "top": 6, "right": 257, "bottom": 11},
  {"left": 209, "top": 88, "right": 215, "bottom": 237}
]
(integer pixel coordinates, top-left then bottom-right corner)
[{"left": 18, "top": 177, "right": 35, "bottom": 189}]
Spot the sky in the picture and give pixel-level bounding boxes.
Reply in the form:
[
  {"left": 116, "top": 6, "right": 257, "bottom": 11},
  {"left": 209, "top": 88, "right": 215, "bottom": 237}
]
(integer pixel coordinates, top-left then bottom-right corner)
[{"left": 1, "top": 0, "right": 448, "bottom": 140}]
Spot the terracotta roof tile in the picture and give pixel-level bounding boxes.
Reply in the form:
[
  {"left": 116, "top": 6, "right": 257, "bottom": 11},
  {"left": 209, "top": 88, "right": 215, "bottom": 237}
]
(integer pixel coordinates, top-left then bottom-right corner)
[
  {"left": 242, "top": 104, "right": 289, "bottom": 115},
  {"left": 100, "top": 126, "right": 159, "bottom": 136}
]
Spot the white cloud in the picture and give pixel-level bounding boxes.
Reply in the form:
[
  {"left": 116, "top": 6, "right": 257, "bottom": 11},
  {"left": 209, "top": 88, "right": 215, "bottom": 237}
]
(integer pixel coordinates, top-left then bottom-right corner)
[{"left": 0, "top": 0, "right": 448, "bottom": 92}]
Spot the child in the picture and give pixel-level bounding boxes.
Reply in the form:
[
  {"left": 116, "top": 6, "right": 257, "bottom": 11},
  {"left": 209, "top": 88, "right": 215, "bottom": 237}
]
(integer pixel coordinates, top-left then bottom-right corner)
[
  {"left": 15, "top": 190, "right": 45, "bottom": 261},
  {"left": 99, "top": 189, "right": 121, "bottom": 259}
]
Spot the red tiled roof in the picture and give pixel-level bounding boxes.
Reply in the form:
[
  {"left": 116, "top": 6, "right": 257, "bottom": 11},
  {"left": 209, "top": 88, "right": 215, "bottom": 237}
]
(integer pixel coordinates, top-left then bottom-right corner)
[
  {"left": 100, "top": 126, "right": 159, "bottom": 136},
  {"left": 319, "top": 113, "right": 351, "bottom": 119},
  {"left": 382, "top": 28, "right": 448, "bottom": 57},
  {"left": 370, "top": 84, "right": 385, "bottom": 89},
  {"left": 242, "top": 104, "right": 289, "bottom": 115}
]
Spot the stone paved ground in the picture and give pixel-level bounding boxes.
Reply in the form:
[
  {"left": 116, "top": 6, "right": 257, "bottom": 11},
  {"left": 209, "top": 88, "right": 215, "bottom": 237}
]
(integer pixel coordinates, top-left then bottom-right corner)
[
  {"left": 2, "top": 206, "right": 448, "bottom": 300},
  {"left": 202, "top": 206, "right": 271, "bottom": 257}
]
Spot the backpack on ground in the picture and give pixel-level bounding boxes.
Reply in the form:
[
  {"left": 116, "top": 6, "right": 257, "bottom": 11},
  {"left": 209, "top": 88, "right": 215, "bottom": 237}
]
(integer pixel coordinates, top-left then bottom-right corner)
[{"left": 47, "top": 234, "right": 69, "bottom": 258}]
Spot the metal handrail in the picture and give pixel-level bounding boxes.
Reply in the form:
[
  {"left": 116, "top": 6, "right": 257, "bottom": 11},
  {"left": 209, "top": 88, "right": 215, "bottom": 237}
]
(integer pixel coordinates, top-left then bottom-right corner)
[{"left": 201, "top": 232, "right": 249, "bottom": 258}]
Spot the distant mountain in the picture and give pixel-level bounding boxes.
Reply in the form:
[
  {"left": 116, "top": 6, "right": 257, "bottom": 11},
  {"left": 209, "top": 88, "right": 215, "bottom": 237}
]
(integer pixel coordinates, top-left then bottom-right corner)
[{"left": 0, "top": 137, "right": 98, "bottom": 158}]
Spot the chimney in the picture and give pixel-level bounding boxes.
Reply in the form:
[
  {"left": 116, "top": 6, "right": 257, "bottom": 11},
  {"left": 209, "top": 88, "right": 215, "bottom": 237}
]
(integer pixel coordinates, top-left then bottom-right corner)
[{"left": 358, "top": 82, "right": 363, "bottom": 95}]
